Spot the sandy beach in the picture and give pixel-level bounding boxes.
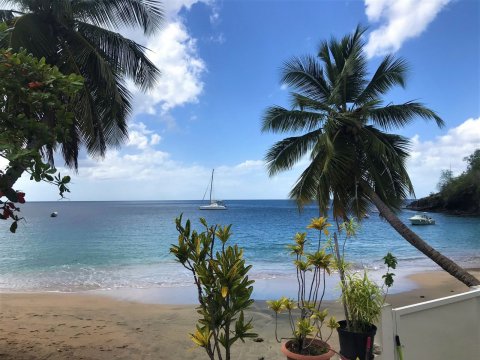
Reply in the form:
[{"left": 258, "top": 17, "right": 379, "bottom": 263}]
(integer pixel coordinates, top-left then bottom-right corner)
[{"left": 0, "top": 269, "right": 478, "bottom": 360}]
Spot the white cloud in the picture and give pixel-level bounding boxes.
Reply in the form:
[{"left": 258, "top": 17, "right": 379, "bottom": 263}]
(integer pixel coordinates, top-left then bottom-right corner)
[
  {"left": 121, "top": 1, "right": 220, "bottom": 119},
  {"left": 408, "top": 117, "right": 480, "bottom": 197},
  {"left": 207, "top": 33, "right": 225, "bottom": 44},
  {"left": 209, "top": 2, "right": 221, "bottom": 25},
  {"left": 127, "top": 122, "right": 161, "bottom": 150},
  {"left": 131, "top": 21, "right": 206, "bottom": 115},
  {"left": 150, "top": 134, "right": 161, "bottom": 145},
  {"left": 234, "top": 160, "right": 264, "bottom": 171},
  {"left": 162, "top": 0, "right": 209, "bottom": 16},
  {"left": 364, "top": 0, "right": 451, "bottom": 58}
]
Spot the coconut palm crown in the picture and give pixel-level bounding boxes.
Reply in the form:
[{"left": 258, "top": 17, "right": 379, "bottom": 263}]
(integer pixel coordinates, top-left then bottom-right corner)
[
  {"left": 0, "top": 0, "right": 163, "bottom": 168},
  {"left": 262, "top": 26, "right": 480, "bottom": 287},
  {"left": 263, "top": 25, "right": 442, "bottom": 218}
]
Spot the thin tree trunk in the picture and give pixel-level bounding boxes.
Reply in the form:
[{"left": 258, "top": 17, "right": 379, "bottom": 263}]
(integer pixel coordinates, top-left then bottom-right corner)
[
  {"left": 369, "top": 191, "right": 480, "bottom": 287},
  {"left": 333, "top": 232, "right": 350, "bottom": 328}
]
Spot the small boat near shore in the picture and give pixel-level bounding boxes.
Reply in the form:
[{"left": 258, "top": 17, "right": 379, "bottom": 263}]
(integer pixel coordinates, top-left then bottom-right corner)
[
  {"left": 409, "top": 213, "right": 435, "bottom": 225},
  {"left": 50, "top": 211, "right": 58, "bottom": 218}
]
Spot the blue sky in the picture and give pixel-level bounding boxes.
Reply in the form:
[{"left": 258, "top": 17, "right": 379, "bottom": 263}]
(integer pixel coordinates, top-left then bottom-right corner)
[{"left": 12, "top": 0, "right": 480, "bottom": 201}]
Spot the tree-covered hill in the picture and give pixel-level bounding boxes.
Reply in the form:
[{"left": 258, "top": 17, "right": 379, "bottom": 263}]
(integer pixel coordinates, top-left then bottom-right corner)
[{"left": 407, "top": 150, "right": 480, "bottom": 215}]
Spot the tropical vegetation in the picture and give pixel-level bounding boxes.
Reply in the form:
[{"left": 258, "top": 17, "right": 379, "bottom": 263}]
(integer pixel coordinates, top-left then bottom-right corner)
[
  {"left": 324, "top": 218, "right": 396, "bottom": 330},
  {"left": 171, "top": 215, "right": 257, "bottom": 360},
  {"left": 0, "top": 0, "right": 163, "bottom": 170},
  {"left": 267, "top": 217, "right": 338, "bottom": 356},
  {"left": 409, "top": 149, "right": 480, "bottom": 214},
  {"left": 0, "top": 48, "right": 82, "bottom": 231},
  {"left": 261, "top": 25, "right": 479, "bottom": 286}
]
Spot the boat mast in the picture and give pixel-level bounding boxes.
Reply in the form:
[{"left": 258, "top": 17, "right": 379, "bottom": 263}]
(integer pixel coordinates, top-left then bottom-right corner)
[{"left": 209, "top": 169, "right": 214, "bottom": 203}]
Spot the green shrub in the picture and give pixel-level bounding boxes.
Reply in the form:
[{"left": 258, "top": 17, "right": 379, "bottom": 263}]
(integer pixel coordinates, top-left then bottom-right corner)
[{"left": 170, "top": 215, "right": 257, "bottom": 360}]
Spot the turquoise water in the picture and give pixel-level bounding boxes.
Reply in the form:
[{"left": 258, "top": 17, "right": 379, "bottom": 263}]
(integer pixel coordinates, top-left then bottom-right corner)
[{"left": 0, "top": 200, "right": 478, "bottom": 295}]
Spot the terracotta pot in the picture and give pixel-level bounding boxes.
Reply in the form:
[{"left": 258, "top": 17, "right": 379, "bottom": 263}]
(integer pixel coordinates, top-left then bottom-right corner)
[{"left": 281, "top": 339, "right": 335, "bottom": 360}]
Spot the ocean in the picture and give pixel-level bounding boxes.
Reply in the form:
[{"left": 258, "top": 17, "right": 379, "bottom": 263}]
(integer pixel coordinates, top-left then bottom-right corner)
[{"left": 0, "top": 200, "right": 478, "bottom": 301}]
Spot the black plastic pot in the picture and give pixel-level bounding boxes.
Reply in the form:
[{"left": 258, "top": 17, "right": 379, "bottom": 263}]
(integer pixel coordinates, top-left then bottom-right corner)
[{"left": 337, "top": 320, "right": 377, "bottom": 360}]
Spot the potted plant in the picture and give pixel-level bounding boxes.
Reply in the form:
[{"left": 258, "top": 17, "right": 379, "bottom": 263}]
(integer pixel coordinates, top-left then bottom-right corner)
[
  {"left": 170, "top": 215, "right": 258, "bottom": 360},
  {"left": 267, "top": 217, "right": 338, "bottom": 360},
  {"left": 331, "top": 220, "right": 397, "bottom": 360}
]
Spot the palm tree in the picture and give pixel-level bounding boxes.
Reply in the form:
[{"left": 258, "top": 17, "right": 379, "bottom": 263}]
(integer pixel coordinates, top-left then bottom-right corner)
[
  {"left": 0, "top": 0, "right": 163, "bottom": 168},
  {"left": 262, "top": 26, "right": 479, "bottom": 287}
]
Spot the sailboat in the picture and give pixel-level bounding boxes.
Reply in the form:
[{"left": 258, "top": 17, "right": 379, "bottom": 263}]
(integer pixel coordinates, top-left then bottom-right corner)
[{"left": 199, "top": 169, "right": 227, "bottom": 210}]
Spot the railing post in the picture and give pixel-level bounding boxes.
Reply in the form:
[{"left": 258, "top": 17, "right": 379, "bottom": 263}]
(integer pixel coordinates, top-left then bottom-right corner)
[{"left": 379, "top": 304, "right": 395, "bottom": 360}]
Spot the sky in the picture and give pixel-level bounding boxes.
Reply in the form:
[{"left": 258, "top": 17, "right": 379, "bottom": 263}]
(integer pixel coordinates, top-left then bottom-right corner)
[{"left": 9, "top": 0, "right": 480, "bottom": 201}]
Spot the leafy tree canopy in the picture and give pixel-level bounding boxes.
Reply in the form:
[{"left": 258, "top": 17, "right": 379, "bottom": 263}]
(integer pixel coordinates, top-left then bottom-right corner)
[
  {"left": 0, "top": 47, "right": 82, "bottom": 232},
  {"left": 0, "top": 0, "right": 163, "bottom": 168},
  {"left": 432, "top": 149, "right": 480, "bottom": 214}
]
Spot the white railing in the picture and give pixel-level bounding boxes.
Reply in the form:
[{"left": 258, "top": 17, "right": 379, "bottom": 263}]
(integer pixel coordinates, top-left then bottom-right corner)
[{"left": 379, "top": 286, "right": 480, "bottom": 359}]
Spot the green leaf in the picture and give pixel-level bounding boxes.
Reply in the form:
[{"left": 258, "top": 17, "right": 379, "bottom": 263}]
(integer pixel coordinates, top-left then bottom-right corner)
[
  {"left": 10, "top": 221, "right": 17, "bottom": 233},
  {"left": 4, "top": 188, "right": 18, "bottom": 202},
  {"left": 383, "top": 252, "right": 398, "bottom": 269}
]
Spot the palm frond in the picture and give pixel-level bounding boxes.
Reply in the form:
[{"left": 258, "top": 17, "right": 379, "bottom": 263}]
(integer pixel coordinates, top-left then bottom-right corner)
[
  {"left": 328, "top": 51, "right": 366, "bottom": 108},
  {"left": 0, "top": 0, "right": 28, "bottom": 10},
  {"left": 289, "top": 151, "right": 326, "bottom": 205},
  {"left": 0, "top": 9, "right": 15, "bottom": 21},
  {"left": 355, "top": 55, "right": 408, "bottom": 105},
  {"left": 76, "top": 21, "right": 159, "bottom": 90},
  {"left": 74, "top": 85, "right": 107, "bottom": 161},
  {"left": 318, "top": 26, "right": 368, "bottom": 109},
  {"left": 290, "top": 93, "right": 332, "bottom": 113},
  {"left": 317, "top": 39, "right": 336, "bottom": 88},
  {"left": 59, "top": 117, "right": 81, "bottom": 169},
  {"left": 261, "top": 106, "right": 325, "bottom": 133},
  {"left": 369, "top": 101, "right": 445, "bottom": 130},
  {"left": 5, "top": 13, "right": 58, "bottom": 58},
  {"left": 72, "top": 0, "right": 163, "bottom": 35},
  {"left": 59, "top": 28, "right": 131, "bottom": 158},
  {"left": 281, "top": 55, "right": 331, "bottom": 103},
  {"left": 265, "top": 129, "right": 323, "bottom": 176},
  {"left": 357, "top": 127, "right": 414, "bottom": 208}
]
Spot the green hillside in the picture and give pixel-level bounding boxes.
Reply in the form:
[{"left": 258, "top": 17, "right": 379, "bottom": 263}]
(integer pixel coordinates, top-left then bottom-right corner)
[{"left": 407, "top": 150, "right": 480, "bottom": 215}]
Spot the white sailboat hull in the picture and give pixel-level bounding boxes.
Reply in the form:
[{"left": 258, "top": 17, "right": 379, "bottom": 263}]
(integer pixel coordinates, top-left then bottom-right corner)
[
  {"left": 199, "top": 202, "right": 227, "bottom": 210},
  {"left": 200, "top": 169, "right": 227, "bottom": 210}
]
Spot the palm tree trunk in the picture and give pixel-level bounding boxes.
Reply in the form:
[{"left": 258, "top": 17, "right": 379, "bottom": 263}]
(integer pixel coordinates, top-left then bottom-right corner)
[{"left": 368, "top": 191, "right": 480, "bottom": 287}]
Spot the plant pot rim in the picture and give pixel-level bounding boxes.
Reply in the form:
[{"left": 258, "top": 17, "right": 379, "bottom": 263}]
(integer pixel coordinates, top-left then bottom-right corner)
[
  {"left": 337, "top": 320, "right": 377, "bottom": 334},
  {"left": 281, "top": 338, "right": 335, "bottom": 360}
]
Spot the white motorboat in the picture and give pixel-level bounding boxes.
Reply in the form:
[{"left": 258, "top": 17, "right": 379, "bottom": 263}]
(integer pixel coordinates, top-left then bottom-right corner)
[
  {"left": 199, "top": 169, "right": 227, "bottom": 210},
  {"left": 50, "top": 211, "right": 58, "bottom": 217},
  {"left": 409, "top": 213, "right": 435, "bottom": 225}
]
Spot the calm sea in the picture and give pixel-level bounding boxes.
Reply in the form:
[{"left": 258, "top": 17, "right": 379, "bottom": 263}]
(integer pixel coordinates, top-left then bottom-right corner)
[{"left": 0, "top": 200, "right": 478, "bottom": 296}]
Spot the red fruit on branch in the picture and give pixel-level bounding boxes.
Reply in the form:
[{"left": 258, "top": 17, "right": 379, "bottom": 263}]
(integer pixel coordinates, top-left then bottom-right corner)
[
  {"left": 3, "top": 208, "right": 12, "bottom": 219},
  {"left": 27, "top": 81, "right": 43, "bottom": 89},
  {"left": 17, "top": 192, "right": 25, "bottom": 204}
]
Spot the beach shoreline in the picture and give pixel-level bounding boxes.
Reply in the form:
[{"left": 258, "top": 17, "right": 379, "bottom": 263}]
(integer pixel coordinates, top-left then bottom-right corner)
[{"left": 0, "top": 268, "right": 478, "bottom": 359}]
